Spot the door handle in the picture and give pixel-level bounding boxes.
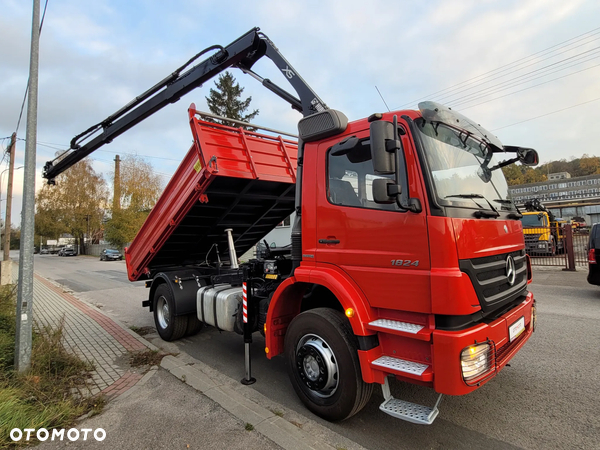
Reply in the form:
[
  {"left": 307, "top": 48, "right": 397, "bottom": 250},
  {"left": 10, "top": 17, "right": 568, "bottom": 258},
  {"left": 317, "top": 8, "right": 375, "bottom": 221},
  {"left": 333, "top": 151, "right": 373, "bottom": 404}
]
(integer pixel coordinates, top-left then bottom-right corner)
[{"left": 319, "top": 239, "right": 340, "bottom": 245}]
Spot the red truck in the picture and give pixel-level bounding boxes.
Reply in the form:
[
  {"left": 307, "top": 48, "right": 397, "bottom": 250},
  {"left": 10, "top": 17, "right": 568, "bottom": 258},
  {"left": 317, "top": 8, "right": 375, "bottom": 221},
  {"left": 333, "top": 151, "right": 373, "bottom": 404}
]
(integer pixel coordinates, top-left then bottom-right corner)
[{"left": 44, "top": 28, "right": 538, "bottom": 425}]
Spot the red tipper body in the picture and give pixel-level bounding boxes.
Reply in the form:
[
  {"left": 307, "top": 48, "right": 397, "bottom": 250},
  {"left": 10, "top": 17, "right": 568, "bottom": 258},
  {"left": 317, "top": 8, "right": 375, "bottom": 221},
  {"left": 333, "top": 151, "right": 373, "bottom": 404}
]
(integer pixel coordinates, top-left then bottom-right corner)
[
  {"left": 126, "top": 105, "right": 534, "bottom": 398},
  {"left": 125, "top": 104, "right": 298, "bottom": 282}
]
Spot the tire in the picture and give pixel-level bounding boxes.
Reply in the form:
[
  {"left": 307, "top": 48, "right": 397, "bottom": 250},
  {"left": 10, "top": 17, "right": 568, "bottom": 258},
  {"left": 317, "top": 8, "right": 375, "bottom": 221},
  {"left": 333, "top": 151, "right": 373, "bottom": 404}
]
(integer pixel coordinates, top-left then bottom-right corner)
[
  {"left": 285, "top": 308, "right": 373, "bottom": 421},
  {"left": 153, "top": 284, "right": 187, "bottom": 341},
  {"left": 185, "top": 314, "right": 203, "bottom": 337}
]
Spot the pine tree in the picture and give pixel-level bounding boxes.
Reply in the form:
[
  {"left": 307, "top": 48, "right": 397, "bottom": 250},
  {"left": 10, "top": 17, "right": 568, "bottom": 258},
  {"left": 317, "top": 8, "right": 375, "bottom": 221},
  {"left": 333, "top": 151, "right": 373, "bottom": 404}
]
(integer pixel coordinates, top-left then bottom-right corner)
[{"left": 205, "top": 71, "right": 259, "bottom": 128}]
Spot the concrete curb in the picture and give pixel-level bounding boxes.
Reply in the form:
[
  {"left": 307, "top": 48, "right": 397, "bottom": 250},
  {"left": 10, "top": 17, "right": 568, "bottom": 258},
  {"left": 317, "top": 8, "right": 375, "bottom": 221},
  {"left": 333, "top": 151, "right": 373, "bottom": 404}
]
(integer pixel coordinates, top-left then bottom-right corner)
[
  {"left": 27, "top": 266, "right": 364, "bottom": 450},
  {"left": 160, "top": 354, "right": 366, "bottom": 450}
]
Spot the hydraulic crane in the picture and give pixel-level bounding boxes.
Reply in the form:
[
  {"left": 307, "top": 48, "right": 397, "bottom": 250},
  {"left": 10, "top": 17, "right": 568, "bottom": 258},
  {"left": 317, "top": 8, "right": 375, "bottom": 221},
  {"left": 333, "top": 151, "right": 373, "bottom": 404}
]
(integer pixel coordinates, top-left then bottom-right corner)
[{"left": 42, "top": 27, "right": 326, "bottom": 183}]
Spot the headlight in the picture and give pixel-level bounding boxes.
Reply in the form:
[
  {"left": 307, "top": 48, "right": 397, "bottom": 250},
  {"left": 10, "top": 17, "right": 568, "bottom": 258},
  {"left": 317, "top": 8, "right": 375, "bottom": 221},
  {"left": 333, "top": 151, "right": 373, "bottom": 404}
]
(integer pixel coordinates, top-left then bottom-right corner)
[
  {"left": 461, "top": 342, "right": 493, "bottom": 382},
  {"left": 537, "top": 243, "right": 545, "bottom": 248}
]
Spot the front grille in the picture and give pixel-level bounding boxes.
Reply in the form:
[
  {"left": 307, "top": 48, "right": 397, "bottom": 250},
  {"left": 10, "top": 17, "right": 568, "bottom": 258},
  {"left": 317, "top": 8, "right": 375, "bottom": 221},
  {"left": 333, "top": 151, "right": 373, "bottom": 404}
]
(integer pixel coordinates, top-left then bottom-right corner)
[
  {"left": 524, "top": 233, "right": 542, "bottom": 244},
  {"left": 459, "top": 250, "right": 527, "bottom": 314}
]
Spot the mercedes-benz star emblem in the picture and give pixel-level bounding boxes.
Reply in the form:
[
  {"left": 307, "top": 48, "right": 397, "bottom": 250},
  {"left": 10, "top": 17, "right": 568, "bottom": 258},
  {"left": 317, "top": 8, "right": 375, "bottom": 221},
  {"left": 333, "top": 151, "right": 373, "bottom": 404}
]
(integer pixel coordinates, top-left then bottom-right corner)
[{"left": 505, "top": 255, "right": 516, "bottom": 286}]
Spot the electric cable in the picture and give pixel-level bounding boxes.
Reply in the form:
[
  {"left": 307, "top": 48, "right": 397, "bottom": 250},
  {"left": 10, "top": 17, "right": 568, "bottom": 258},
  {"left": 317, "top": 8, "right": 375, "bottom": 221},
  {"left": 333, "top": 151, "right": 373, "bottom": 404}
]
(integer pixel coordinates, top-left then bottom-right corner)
[
  {"left": 491, "top": 96, "right": 600, "bottom": 131},
  {"left": 441, "top": 47, "right": 600, "bottom": 106},
  {"left": 394, "top": 27, "right": 600, "bottom": 109},
  {"left": 453, "top": 62, "right": 600, "bottom": 111}
]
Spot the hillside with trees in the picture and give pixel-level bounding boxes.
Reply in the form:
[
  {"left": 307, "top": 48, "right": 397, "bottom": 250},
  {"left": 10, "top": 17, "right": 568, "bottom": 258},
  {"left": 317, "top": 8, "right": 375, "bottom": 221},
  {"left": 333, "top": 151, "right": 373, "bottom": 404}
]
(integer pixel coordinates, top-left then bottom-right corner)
[{"left": 502, "top": 154, "right": 600, "bottom": 186}]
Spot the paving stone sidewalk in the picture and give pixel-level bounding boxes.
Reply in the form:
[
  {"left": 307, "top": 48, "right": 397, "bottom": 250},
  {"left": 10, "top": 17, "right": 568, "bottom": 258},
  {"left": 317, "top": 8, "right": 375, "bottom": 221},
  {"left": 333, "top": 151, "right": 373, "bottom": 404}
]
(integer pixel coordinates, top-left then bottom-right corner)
[{"left": 14, "top": 267, "right": 148, "bottom": 398}]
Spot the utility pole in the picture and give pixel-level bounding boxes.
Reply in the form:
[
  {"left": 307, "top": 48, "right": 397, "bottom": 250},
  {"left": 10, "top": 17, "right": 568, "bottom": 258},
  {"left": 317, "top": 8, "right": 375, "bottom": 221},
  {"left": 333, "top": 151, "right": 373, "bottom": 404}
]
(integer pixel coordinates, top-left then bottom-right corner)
[
  {"left": 15, "top": 0, "right": 40, "bottom": 373},
  {"left": 113, "top": 155, "right": 121, "bottom": 210},
  {"left": 1, "top": 132, "right": 17, "bottom": 285}
]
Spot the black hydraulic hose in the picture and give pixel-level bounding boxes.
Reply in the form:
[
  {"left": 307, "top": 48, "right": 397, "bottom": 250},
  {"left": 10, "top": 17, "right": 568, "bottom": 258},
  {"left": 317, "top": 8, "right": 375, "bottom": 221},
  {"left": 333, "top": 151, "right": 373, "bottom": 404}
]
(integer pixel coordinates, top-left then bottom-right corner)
[{"left": 65, "top": 44, "right": 226, "bottom": 156}]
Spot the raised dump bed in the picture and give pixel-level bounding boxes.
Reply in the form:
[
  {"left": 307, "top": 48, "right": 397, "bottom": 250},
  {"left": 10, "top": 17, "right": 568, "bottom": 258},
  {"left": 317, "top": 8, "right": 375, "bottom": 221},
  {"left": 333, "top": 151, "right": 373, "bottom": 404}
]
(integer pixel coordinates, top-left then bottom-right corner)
[{"left": 125, "top": 104, "right": 298, "bottom": 281}]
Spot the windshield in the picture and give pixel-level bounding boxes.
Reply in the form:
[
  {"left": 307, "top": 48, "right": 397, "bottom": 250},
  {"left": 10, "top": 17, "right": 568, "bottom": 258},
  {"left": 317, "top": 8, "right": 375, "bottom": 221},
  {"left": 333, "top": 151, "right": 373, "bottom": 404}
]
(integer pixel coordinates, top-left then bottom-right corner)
[
  {"left": 415, "top": 118, "right": 514, "bottom": 211},
  {"left": 520, "top": 214, "right": 545, "bottom": 227},
  {"left": 106, "top": 249, "right": 119, "bottom": 254}
]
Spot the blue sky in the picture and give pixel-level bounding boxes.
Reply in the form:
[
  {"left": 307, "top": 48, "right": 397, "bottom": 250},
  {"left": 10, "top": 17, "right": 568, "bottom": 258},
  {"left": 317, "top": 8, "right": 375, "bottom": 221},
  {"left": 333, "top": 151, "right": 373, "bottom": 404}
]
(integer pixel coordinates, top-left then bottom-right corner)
[{"left": 1, "top": 0, "right": 599, "bottom": 221}]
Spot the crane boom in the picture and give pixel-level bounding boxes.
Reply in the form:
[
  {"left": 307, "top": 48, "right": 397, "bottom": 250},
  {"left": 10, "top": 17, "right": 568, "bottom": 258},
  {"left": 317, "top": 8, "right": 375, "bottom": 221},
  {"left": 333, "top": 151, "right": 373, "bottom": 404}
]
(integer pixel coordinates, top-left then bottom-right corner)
[{"left": 43, "top": 27, "right": 327, "bottom": 183}]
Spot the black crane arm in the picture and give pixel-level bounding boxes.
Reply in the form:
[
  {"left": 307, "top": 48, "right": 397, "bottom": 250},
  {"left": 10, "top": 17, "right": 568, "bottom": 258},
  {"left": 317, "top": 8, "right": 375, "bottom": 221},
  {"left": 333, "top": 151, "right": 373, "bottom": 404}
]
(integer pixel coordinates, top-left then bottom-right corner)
[{"left": 43, "top": 27, "right": 327, "bottom": 183}]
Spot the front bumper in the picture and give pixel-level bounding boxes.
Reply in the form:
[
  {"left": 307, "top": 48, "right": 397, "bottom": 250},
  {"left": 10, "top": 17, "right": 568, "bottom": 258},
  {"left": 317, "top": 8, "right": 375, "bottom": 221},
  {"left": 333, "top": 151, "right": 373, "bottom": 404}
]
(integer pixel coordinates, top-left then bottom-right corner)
[
  {"left": 432, "top": 291, "right": 535, "bottom": 395},
  {"left": 525, "top": 240, "right": 550, "bottom": 254}
]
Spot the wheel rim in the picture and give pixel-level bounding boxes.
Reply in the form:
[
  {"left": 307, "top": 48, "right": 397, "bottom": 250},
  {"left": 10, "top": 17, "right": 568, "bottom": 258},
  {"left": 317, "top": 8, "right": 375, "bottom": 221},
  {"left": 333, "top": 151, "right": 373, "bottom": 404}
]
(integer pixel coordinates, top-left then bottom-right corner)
[
  {"left": 156, "top": 296, "right": 170, "bottom": 329},
  {"left": 295, "top": 334, "right": 339, "bottom": 398}
]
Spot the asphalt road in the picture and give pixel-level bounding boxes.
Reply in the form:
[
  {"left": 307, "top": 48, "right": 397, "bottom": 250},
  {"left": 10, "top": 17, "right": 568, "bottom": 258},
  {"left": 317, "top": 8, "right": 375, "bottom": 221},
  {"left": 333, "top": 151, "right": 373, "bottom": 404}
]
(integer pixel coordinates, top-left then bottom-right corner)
[{"left": 27, "top": 253, "right": 600, "bottom": 450}]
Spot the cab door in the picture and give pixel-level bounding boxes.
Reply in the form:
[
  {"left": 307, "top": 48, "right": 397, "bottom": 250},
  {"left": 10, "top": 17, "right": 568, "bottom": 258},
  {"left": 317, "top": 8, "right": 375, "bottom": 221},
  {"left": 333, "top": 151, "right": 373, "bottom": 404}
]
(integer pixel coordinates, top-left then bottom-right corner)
[{"left": 314, "top": 125, "right": 431, "bottom": 313}]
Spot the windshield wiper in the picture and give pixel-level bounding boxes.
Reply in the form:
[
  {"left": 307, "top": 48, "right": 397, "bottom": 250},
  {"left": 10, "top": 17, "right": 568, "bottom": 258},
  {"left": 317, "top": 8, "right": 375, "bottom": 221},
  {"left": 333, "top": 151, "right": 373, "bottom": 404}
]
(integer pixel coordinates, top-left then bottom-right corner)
[
  {"left": 493, "top": 198, "right": 524, "bottom": 218},
  {"left": 445, "top": 194, "right": 500, "bottom": 218},
  {"left": 445, "top": 194, "right": 485, "bottom": 199},
  {"left": 492, "top": 198, "right": 515, "bottom": 211}
]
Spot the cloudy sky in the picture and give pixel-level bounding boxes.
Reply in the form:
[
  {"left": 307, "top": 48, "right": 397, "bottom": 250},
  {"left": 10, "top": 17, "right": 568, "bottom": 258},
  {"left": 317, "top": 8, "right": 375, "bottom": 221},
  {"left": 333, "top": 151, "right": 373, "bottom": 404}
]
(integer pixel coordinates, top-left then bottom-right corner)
[{"left": 1, "top": 0, "right": 599, "bottom": 222}]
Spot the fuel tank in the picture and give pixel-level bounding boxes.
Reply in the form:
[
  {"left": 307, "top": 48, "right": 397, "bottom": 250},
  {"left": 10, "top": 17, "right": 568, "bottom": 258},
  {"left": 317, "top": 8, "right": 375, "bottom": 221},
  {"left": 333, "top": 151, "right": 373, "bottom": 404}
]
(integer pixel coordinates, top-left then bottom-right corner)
[{"left": 196, "top": 285, "right": 242, "bottom": 332}]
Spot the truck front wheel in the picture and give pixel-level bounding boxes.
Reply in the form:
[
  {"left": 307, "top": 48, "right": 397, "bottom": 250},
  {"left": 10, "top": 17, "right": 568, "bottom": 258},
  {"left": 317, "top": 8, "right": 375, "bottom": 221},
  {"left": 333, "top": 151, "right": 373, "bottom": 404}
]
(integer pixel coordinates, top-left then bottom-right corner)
[
  {"left": 153, "top": 284, "right": 187, "bottom": 341},
  {"left": 285, "top": 308, "right": 373, "bottom": 421}
]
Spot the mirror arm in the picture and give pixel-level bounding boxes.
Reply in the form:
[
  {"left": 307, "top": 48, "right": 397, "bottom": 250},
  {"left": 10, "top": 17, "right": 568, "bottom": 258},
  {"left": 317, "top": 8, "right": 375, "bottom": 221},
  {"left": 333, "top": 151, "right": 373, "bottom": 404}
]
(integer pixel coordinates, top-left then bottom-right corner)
[{"left": 489, "top": 156, "right": 519, "bottom": 172}]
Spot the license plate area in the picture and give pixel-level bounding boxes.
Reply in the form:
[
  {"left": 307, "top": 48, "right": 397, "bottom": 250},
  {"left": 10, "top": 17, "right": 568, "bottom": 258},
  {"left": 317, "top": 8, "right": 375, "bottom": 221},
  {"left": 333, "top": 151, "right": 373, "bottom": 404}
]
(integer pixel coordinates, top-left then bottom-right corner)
[{"left": 509, "top": 316, "right": 525, "bottom": 342}]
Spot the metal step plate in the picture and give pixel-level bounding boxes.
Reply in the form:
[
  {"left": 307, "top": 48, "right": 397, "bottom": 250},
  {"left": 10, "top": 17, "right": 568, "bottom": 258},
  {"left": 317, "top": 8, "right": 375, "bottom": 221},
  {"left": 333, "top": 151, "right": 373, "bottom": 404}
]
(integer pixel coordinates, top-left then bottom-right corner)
[
  {"left": 372, "top": 356, "right": 428, "bottom": 376},
  {"left": 380, "top": 398, "right": 439, "bottom": 425},
  {"left": 369, "top": 319, "right": 424, "bottom": 334}
]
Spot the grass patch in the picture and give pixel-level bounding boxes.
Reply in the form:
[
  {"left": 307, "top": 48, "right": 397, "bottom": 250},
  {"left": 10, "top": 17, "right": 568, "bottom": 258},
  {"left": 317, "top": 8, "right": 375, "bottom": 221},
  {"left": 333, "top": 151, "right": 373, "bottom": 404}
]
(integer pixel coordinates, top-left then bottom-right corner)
[
  {"left": 129, "top": 349, "right": 163, "bottom": 367},
  {"left": 244, "top": 423, "right": 254, "bottom": 431},
  {"left": 270, "top": 408, "right": 284, "bottom": 417},
  {"left": 0, "top": 285, "right": 103, "bottom": 447},
  {"left": 129, "top": 326, "right": 153, "bottom": 336}
]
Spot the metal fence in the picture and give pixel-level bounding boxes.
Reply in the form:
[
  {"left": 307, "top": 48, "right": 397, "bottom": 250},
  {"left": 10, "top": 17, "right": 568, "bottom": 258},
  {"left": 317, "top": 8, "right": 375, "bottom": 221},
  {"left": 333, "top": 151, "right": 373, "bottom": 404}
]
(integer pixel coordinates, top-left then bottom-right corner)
[
  {"left": 524, "top": 224, "right": 588, "bottom": 269},
  {"left": 572, "top": 227, "right": 589, "bottom": 266}
]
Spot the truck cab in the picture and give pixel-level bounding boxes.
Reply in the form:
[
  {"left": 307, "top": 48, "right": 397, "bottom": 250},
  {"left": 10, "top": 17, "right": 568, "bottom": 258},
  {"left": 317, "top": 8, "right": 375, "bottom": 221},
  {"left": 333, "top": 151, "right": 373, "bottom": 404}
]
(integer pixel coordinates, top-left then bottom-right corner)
[{"left": 520, "top": 210, "right": 564, "bottom": 256}]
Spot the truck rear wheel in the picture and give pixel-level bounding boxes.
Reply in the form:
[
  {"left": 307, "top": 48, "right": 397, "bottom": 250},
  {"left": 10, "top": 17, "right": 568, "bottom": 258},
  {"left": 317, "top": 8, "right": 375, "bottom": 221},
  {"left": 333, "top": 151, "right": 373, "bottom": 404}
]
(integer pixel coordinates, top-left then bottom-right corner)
[
  {"left": 185, "top": 314, "right": 204, "bottom": 337},
  {"left": 285, "top": 308, "right": 373, "bottom": 421},
  {"left": 153, "top": 284, "right": 187, "bottom": 341}
]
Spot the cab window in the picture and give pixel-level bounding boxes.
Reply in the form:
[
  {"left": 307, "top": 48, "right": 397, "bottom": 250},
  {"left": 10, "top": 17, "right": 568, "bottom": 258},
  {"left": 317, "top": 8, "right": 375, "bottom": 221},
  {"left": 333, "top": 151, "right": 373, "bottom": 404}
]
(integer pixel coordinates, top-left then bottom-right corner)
[{"left": 327, "top": 139, "right": 400, "bottom": 212}]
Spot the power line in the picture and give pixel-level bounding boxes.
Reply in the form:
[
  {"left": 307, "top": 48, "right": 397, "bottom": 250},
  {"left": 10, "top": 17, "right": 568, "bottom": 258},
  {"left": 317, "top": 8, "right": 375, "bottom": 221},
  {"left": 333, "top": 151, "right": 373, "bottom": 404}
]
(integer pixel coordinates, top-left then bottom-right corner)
[
  {"left": 428, "top": 41, "right": 600, "bottom": 106},
  {"left": 453, "top": 62, "right": 600, "bottom": 110},
  {"left": 448, "top": 53, "right": 600, "bottom": 108},
  {"left": 395, "top": 26, "right": 600, "bottom": 109},
  {"left": 32, "top": 139, "right": 183, "bottom": 162},
  {"left": 491, "top": 97, "right": 600, "bottom": 131},
  {"left": 442, "top": 47, "right": 600, "bottom": 107}
]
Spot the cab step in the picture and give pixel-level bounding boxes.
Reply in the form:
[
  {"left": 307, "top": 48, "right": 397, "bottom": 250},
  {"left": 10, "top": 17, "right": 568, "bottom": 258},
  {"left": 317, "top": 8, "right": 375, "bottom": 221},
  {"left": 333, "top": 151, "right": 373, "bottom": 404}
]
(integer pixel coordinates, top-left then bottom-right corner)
[
  {"left": 379, "top": 377, "right": 443, "bottom": 425},
  {"left": 371, "top": 355, "right": 433, "bottom": 382},
  {"left": 367, "top": 319, "right": 431, "bottom": 341},
  {"left": 372, "top": 355, "right": 428, "bottom": 376}
]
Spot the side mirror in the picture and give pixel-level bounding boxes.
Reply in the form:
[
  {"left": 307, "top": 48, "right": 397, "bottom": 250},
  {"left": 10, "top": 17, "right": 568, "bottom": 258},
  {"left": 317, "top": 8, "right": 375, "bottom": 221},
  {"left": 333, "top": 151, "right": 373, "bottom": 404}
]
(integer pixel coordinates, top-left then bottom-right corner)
[
  {"left": 372, "top": 178, "right": 398, "bottom": 204},
  {"left": 369, "top": 120, "right": 396, "bottom": 174},
  {"left": 517, "top": 147, "right": 539, "bottom": 166}
]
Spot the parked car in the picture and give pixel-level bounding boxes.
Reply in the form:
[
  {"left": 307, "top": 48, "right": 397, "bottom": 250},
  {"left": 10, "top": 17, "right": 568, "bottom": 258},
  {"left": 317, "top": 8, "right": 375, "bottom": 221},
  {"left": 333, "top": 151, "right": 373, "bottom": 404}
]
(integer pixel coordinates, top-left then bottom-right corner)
[
  {"left": 100, "top": 249, "right": 123, "bottom": 261},
  {"left": 61, "top": 247, "right": 77, "bottom": 257},
  {"left": 587, "top": 223, "right": 600, "bottom": 285},
  {"left": 40, "top": 247, "right": 50, "bottom": 255}
]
